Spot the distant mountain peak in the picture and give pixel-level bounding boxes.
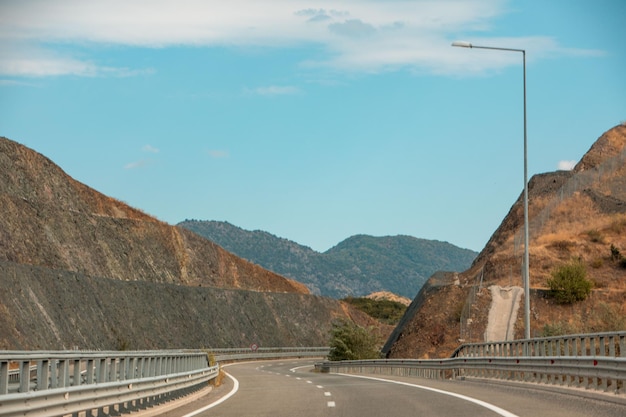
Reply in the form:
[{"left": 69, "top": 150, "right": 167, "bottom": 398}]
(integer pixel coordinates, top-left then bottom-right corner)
[{"left": 178, "top": 220, "right": 477, "bottom": 299}]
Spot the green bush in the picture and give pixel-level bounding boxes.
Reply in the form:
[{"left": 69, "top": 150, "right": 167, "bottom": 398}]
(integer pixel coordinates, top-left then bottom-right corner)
[
  {"left": 547, "top": 260, "right": 592, "bottom": 304},
  {"left": 341, "top": 297, "right": 407, "bottom": 325},
  {"left": 328, "top": 319, "right": 381, "bottom": 361}
]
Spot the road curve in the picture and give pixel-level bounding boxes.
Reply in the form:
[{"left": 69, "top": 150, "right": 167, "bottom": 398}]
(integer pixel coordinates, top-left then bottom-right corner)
[{"left": 160, "top": 359, "right": 626, "bottom": 417}]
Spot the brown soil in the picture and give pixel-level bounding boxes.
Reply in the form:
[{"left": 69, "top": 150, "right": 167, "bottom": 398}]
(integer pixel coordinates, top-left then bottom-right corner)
[{"left": 385, "top": 123, "right": 626, "bottom": 359}]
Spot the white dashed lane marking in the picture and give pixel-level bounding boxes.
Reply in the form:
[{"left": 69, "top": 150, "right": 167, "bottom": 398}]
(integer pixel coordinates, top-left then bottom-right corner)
[
  {"left": 324, "top": 392, "right": 332, "bottom": 396},
  {"left": 327, "top": 401, "right": 336, "bottom": 407}
]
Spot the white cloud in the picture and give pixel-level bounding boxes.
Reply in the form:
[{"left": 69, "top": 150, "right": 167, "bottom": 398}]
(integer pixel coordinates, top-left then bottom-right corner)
[
  {"left": 0, "top": 0, "right": 604, "bottom": 77},
  {"left": 0, "top": 79, "right": 39, "bottom": 87},
  {"left": 0, "top": 41, "right": 155, "bottom": 77},
  {"left": 124, "top": 159, "right": 150, "bottom": 170},
  {"left": 558, "top": 160, "right": 576, "bottom": 171},
  {"left": 142, "top": 145, "right": 160, "bottom": 153},
  {"left": 329, "top": 19, "right": 377, "bottom": 38},
  {"left": 251, "top": 85, "right": 301, "bottom": 96}
]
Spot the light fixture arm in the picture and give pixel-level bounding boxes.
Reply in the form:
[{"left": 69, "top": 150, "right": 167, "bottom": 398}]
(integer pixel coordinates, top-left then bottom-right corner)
[{"left": 452, "top": 40, "right": 531, "bottom": 340}]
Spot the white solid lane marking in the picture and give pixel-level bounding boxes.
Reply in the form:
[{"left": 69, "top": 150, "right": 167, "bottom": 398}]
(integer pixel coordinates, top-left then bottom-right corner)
[
  {"left": 182, "top": 371, "right": 239, "bottom": 417},
  {"left": 290, "top": 365, "right": 313, "bottom": 372},
  {"left": 336, "top": 373, "right": 519, "bottom": 417}
]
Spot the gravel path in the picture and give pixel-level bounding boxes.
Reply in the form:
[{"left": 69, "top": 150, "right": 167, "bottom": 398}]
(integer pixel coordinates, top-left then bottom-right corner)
[{"left": 485, "top": 285, "right": 523, "bottom": 341}]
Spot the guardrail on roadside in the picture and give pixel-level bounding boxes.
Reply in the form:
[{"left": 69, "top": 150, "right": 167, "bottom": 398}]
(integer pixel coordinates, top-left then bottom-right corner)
[
  {"left": 316, "top": 332, "right": 626, "bottom": 398},
  {"left": 452, "top": 331, "right": 626, "bottom": 358},
  {"left": 213, "top": 346, "right": 330, "bottom": 362},
  {"left": 0, "top": 350, "right": 217, "bottom": 417},
  {"left": 0, "top": 347, "right": 329, "bottom": 417}
]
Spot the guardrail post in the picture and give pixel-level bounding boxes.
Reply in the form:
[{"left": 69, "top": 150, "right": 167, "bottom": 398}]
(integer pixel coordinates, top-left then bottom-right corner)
[
  {"left": 19, "top": 360, "right": 30, "bottom": 392},
  {"left": 118, "top": 357, "right": 127, "bottom": 381},
  {"left": 72, "top": 359, "right": 81, "bottom": 387},
  {"left": 599, "top": 336, "right": 606, "bottom": 356},
  {"left": 60, "top": 359, "right": 70, "bottom": 387},
  {"left": 86, "top": 358, "right": 94, "bottom": 384},
  {"left": 37, "top": 359, "right": 49, "bottom": 390},
  {"left": 97, "top": 358, "right": 106, "bottom": 383},
  {"left": 109, "top": 358, "right": 118, "bottom": 382},
  {"left": 609, "top": 335, "right": 616, "bottom": 358},
  {"left": 0, "top": 360, "right": 8, "bottom": 395},
  {"left": 49, "top": 359, "right": 58, "bottom": 389}
]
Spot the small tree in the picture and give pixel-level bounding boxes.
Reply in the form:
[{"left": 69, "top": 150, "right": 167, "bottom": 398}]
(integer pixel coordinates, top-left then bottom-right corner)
[
  {"left": 547, "top": 260, "right": 592, "bottom": 304},
  {"left": 328, "top": 320, "right": 381, "bottom": 361}
]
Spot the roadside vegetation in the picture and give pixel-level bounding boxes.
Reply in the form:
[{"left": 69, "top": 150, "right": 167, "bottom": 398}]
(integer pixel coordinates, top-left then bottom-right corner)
[
  {"left": 328, "top": 319, "right": 382, "bottom": 361},
  {"left": 547, "top": 259, "right": 593, "bottom": 304},
  {"left": 341, "top": 297, "right": 407, "bottom": 325}
]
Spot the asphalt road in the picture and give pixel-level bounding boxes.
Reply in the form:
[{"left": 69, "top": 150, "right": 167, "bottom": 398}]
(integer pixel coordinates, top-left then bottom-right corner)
[{"left": 160, "top": 359, "right": 626, "bottom": 417}]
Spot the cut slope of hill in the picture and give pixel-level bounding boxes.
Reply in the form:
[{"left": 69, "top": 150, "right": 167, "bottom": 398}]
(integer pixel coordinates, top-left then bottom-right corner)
[
  {"left": 385, "top": 123, "right": 626, "bottom": 359},
  {"left": 178, "top": 221, "right": 477, "bottom": 299},
  {"left": 0, "top": 136, "right": 391, "bottom": 350},
  {"left": 0, "top": 136, "right": 306, "bottom": 294}
]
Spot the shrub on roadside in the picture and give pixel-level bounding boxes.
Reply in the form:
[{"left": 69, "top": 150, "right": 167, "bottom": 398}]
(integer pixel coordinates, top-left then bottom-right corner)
[
  {"left": 547, "top": 259, "right": 592, "bottom": 304},
  {"left": 328, "top": 319, "right": 381, "bottom": 361}
]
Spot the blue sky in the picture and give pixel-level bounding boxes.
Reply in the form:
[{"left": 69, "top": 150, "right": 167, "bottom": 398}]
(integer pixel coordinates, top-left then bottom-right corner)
[{"left": 1, "top": 0, "right": 625, "bottom": 253}]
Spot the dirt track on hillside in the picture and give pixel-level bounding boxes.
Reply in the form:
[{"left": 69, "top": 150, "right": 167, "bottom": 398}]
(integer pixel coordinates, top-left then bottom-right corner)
[{"left": 485, "top": 285, "right": 523, "bottom": 341}]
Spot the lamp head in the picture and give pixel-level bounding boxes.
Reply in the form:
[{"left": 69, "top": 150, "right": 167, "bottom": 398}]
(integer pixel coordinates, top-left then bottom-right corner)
[{"left": 451, "top": 41, "right": 472, "bottom": 48}]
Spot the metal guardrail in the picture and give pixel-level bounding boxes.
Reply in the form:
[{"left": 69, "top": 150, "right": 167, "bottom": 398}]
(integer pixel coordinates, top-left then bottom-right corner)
[
  {"left": 317, "top": 332, "right": 626, "bottom": 398},
  {"left": 452, "top": 331, "right": 626, "bottom": 358},
  {"left": 316, "top": 356, "right": 626, "bottom": 396},
  {"left": 213, "top": 346, "right": 330, "bottom": 362},
  {"left": 0, "top": 347, "right": 330, "bottom": 417},
  {"left": 0, "top": 350, "right": 217, "bottom": 417}
]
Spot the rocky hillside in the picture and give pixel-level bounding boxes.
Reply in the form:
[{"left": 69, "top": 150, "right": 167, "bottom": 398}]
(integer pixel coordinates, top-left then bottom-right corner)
[
  {"left": 385, "top": 123, "right": 626, "bottom": 359},
  {"left": 0, "top": 136, "right": 388, "bottom": 350},
  {"left": 178, "top": 221, "right": 477, "bottom": 298}
]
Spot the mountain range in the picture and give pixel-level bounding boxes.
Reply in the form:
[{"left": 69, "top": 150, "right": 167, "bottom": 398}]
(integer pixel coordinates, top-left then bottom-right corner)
[
  {"left": 177, "top": 220, "right": 477, "bottom": 299},
  {"left": 2, "top": 122, "right": 624, "bottom": 356}
]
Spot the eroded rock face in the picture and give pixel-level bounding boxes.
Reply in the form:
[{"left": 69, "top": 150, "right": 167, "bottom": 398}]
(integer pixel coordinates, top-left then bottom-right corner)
[
  {"left": 0, "top": 260, "right": 372, "bottom": 350},
  {"left": 0, "top": 136, "right": 307, "bottom": 293},
  {"left": 1, "top": 136, "right": 379, "bottom": 350}
]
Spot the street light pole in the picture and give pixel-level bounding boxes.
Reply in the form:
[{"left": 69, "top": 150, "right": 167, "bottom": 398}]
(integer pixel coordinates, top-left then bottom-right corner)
[{"left": 452, "top": 41, "right": 531, "bottom": 340}]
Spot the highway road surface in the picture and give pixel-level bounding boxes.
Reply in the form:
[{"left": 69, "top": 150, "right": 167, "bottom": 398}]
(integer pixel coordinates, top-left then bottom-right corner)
[{"left": 159, "top": 359, "right": 626, "bottom": 417}]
